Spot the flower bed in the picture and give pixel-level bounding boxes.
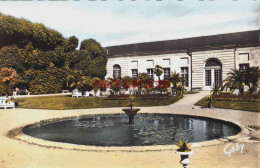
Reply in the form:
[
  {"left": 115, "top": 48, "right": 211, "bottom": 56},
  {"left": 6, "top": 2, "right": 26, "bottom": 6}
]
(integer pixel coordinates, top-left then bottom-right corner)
[
  {"left": 107, "top": 93, "right": 171, "bottom": 100},
  {"left": 215, "top": 94, "right": 260, "bottom": 102}
]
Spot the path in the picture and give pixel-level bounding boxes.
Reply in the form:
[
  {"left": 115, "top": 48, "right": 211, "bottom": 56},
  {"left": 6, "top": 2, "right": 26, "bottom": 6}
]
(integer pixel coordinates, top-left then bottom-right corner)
[{"left": 0, "top": 92, "right": 259, "bottom": 168}]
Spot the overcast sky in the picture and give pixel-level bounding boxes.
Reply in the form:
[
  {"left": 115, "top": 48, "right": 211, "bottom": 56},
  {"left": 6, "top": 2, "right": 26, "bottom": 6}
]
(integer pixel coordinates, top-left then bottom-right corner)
[{"left": 0, "top": 0, "right": 259, "bottom": 47}]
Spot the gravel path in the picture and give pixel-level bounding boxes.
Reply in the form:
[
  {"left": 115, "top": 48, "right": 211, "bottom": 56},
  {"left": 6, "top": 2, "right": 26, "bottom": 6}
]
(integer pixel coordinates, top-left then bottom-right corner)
[{"left": 0, "top": 91, "right": 259, "bottom": 168}]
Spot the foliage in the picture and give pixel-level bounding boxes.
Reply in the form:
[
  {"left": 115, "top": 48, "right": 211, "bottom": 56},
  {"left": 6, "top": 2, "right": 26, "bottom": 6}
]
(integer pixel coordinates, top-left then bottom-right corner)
[
  {"left": 244, "top": 67, "right": 260, "bottom": 94},
  {"left": 67, "top": 70, "right": 93, "bottom": 96},
  {"left": 80, "top": 38, "right": 105, "bottom": 59},
  {"left": 211, "top": 84, "right": 223, "bottom": 96},
  {"left": 224, "top": 67, "right": 260, "bottom": 95},
  {"left": 224, "top": 69, "right": 246, "bottom": 95},
  {"left": 206, "top": 95, "right": 215, "bottom": 104},
  {"left": 0, "top": 14, "right": 107, "bottom": 95},
  {"left": 175, "top": 85, "right": 185, "bottom": 96},
  {"left": 65, "top": 36, "right": 78, "bottom": 52},
  {"left": 136, "top": 73, "right": 153, "bottom": 93},
  {"left": 215, "top": 94, "right": 260, "bottom": 102},
  {"left": 121, "top": 76, "right": 133, "bottom": 90},
  {"left": 195, "top": 96, "right": 260, "bottom": 112},
  {"left": 169, "top": 72, "right": 185, "bottom": 96},
  {"left": 29, "top": 66, "right": 65, "bottom": 95},
  {"left": 0, "top": 14, "right": 65, "bottom": 50},
  {"left": 108, "top": 78, "right": 123, "bottom": 94},
  {"left": 0, "top": 45, "right": 24, "bottom": 73},
  {"left": 154, "top": 65, "right": 163, "bottom": 81},
  {"left": 176, "top": 139, "right": 192, "bottom": 152},
  {"left": 0, "top": 68, "right": 17, "bottom": 96},
  {"left": 169, "top": 71, "right": 183, "bottom": 88}
]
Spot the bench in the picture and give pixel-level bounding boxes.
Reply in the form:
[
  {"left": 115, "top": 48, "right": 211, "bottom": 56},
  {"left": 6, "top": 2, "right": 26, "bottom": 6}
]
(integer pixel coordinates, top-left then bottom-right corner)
[
  {"left": 0, "top": 98, "right": 15, "bottom": 109},
  {"left": 72, "top": 89, "right": 82, "bottom": 97},
  {"left": 62, "top": 90, "right": 70, "bottom": 93}
]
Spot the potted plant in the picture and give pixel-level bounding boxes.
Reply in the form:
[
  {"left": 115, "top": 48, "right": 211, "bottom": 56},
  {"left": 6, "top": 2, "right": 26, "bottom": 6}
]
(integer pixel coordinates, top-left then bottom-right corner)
[
  {"left": 176, "top": 139, "right": 193, "bottom": 168},
  {"left": 206, "top": 95, "right": 215, "bottom": 108}
]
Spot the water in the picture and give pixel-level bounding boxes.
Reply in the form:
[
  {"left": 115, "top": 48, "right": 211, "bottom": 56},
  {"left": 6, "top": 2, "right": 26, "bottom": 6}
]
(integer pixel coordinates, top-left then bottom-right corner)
[{"left": 23, "top": 113, "right": 240, "bottom": 146}]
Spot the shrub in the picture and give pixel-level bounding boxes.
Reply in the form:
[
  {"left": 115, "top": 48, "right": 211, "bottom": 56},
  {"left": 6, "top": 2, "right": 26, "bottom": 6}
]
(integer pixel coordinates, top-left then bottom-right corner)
[{"left": 215, "top": 94, "right": 260, "bottom": 102}]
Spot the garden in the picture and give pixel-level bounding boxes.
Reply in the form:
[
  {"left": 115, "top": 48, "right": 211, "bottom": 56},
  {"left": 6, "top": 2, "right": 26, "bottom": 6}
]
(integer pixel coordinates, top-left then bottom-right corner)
[{"left": 195, "top": 67, "right": 260, "bottom": 112}]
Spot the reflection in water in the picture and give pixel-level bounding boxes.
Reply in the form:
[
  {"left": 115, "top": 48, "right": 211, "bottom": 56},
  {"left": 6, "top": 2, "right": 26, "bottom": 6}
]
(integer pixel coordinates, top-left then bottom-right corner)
[{"left": 23, "top": 114, "right": 240, "bottom": 147}]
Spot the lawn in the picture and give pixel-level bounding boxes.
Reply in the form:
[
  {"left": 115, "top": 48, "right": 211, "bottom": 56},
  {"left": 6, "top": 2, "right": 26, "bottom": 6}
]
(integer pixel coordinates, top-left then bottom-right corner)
[
  {"left": 15, "top": 95, "right": 182, "bottom": 110},
  {"left": 194, "top": 97, "right": 260, "bottom": 112}
]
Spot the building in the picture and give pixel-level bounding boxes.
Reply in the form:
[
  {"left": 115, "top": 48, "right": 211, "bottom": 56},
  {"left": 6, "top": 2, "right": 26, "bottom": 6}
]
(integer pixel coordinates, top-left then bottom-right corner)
[{"left": 105, "top": 30, "right": 260, "bottom": 91}]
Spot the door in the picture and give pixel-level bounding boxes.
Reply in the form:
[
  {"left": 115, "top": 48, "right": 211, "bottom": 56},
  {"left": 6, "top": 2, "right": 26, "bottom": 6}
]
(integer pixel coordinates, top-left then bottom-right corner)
[{"left": 204, "top": 58, "right": 222, "bottom": 90}]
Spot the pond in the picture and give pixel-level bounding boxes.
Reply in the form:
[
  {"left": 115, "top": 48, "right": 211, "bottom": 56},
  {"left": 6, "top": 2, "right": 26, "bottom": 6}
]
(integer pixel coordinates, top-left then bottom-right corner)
[{"left": 23, "top": 113, "right": 240, "bottom": 146}]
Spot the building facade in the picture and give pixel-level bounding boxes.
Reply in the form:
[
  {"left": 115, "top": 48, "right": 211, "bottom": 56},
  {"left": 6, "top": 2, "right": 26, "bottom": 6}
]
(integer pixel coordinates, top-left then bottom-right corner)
[{"left": 105, "top": 30, "right": 260, "bottom": 91}]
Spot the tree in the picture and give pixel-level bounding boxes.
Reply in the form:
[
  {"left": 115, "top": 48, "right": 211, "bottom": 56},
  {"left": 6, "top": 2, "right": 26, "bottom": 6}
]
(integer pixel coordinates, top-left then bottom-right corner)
[
  {"left": 154, "top": 65, "right": 163, "bottom": 82},
  {"left": 122, "top": 76, "right": 133, "bottom": 91},
  {"left": 67, "top": 70, "right": 93, "bottom": 97},
  {"left": 108, "top": 78, "right": 123, "bottom": 95},
  {"left": 65, "top": 36, "right": 78, "bottom": 52},
  {"left": 86, "top": 56, "right": 107, "bottom": 78},
  {"left": 29, "top": 65, "right": 66, "bottom": 95},
  {"left": 0, "top": 68, "right": 17, "bottom": 97},
  {"left": 0, "top": 45, "right": 24, "bottom": 73},
  {"left": 154, "top": 65, "right": 163, "bottom": 93},
  {"left": 0, "top": 14, "right": 65, "bottom": 50},
  {"left": 80, "top": 38, "right": 105, "bottom": 59},
  {"left": 224, "top": 69, "right": 245, "bottom": 95},
  {"left": 0, "top": 13, "right": 107, "bottom": 95},
  {"left": 169, "top": 71, "right": 183, "bottom": 88},
  {"left": 245, "top": 66, "right": 260, "bottom": 94},
  {"left": 136, "top": 73, "right": 153, "bottom": 94},
  {"left": 169, "top": 72, "right": 184, "bottom": 95}
]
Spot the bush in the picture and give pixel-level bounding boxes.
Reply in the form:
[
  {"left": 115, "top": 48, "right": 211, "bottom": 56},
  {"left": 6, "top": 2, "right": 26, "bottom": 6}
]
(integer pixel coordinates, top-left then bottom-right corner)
[{"left": 215, "top": 94, "right": 260, "bottom": 102}]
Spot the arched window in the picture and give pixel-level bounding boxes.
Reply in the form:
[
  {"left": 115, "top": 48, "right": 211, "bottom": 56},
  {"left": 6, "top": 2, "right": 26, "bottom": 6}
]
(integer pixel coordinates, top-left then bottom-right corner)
[
  {"left": 205, "top": 58, "right": 221, "bottom": 67},
  {"left": 113, "top": 64, "right": 121, "bottom": 79}
]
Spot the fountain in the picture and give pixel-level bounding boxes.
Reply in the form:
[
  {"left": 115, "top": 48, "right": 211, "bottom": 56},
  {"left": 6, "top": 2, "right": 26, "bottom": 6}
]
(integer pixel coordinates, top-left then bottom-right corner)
[{"left": 122, "top": 95, "right": 140, "bottom": 125}]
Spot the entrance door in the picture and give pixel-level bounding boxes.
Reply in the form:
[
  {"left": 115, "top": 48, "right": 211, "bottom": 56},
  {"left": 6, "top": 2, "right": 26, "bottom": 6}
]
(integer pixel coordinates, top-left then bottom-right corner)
[{"left": 204, "top": 58, "right": 222, "bottom": 90}]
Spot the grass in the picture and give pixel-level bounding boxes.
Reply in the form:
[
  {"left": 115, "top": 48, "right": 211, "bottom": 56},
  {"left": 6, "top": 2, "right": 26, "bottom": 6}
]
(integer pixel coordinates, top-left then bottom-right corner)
[
  {"left": 194, "top": 97, "right": 260, "bottom": 112},
  {"left": 15, "top": 95, "right": 182, "bottom": 110},
  {"left": 184, "top": 91, "right": 199, "bottom": 94}
]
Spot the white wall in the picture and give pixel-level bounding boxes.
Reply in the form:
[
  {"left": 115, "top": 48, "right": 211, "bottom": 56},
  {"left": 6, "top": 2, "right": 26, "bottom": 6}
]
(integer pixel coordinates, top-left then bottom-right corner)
[
  {"left": 106, "top": 53, "right": 192, "bottom": 90},
  {"left": 236, "top": 46, "right": 260, "bottom": 69},
  {"left": 106, "top": 46, "right": 259, "bottom": 91},
  {"left": 192, "top": 49, "right": 235, "bottom": 89}
]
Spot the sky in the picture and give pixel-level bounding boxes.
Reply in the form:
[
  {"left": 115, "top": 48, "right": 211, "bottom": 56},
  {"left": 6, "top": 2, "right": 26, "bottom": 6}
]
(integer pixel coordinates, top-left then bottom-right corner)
[{"left": 0, "top": 0, "right": 259, "bottom": 47}]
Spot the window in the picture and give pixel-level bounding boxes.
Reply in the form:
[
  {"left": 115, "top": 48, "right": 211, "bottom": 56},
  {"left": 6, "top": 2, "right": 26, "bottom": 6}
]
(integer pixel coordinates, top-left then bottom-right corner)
[
  {"left": 181, "top": 67, "right": 189, "bottom": 87},
  {"left": 239, "top": 63, "right": 249, "bottom": 71},
  {"left": 180, "top": 57, "right": 189, "bottom": 65},
  {"left": 147, "top": 68, "right": 154, "bottom": 79},
  {"left": 205, "top": 59, "right": 221, "bottom": 67},
  {"left": 163, "top": 68, "right": 170, "bottom": 80},
  {"left": 146, "top": 60, "right": 154, "bottom": 67},
  {"left": 205, "top": 70, "right": 211, "bottom": 86},
  {"left": 163, "top": 59, "right": 170, "bottom": 66},
  {"left": 214, "top": 69, "right": 221, "bottom": 86},
  {"left": 131, "top": 61, "right": 138, "bottom": 67},
  {"left": 113, "top": 64, "right": 121, "bottom": 79},
  {"left": 239, "top": 53, "right": 249, "bottom": 61},
  {"left": 132, "top": 69, "right": 138, "bottom": 78}
]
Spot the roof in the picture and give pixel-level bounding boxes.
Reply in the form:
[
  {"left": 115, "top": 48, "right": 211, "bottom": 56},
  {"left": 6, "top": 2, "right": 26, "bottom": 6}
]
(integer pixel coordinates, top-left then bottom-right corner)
[{"left": 105, "top": 30, "right": 260, "bottom": 57}]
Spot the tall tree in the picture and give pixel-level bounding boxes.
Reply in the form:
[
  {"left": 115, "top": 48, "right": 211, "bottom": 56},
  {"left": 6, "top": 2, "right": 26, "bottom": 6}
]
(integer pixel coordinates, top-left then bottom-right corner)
[{"left": 80, "top": 38, "right": 105, "bottom": 59}]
